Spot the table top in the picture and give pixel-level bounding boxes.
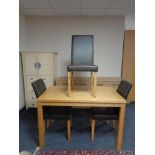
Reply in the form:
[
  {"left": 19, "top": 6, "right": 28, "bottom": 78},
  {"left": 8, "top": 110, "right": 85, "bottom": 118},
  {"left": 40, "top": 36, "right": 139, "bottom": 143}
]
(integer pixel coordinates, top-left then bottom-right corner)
[{"left": 38, "top": 86, "right": 126, "bottom": 105}]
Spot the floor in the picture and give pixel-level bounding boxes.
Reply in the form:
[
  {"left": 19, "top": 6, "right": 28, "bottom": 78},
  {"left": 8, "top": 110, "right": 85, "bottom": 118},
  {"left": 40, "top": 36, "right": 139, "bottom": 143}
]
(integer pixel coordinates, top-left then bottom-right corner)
[{"left": 19, "top": 104, "right": 135, "bottom": 152}]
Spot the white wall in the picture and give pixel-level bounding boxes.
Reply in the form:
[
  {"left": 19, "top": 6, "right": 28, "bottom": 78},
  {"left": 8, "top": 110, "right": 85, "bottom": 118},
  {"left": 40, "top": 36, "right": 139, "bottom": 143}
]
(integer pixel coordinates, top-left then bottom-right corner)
[
  {"left": 125, "top": 14, "right": 135, "bottom": 30},
  {"left": 19, "top": 13, "right": 27, "bottom": 110},
  {"left": 19, "top": 15, "right": 125, "bottom": 110},
  {"left": 25, "top": 16, "right": 124, "bottom": 77},
  {"left": 19, "top": 14, "right": 27, "bottom": 50}
]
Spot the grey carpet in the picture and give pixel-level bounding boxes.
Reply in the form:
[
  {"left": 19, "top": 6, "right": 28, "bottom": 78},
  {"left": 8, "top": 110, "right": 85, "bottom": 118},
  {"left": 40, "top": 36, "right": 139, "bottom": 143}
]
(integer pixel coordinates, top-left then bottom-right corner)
[{"left": 19, "top": 104, "right": 135, "bottom": 152}]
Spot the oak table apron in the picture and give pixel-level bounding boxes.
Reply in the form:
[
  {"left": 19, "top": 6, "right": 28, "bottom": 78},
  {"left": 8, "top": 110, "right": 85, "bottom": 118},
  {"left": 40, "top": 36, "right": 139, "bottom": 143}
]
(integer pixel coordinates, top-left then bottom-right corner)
[{"left": 37, "top": 86, "right": 126, "bottom": 150}]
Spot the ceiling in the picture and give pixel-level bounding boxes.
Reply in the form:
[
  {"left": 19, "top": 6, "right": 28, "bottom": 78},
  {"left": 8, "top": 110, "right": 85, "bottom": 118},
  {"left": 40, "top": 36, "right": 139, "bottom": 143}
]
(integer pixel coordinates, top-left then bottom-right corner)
[{"left": 20, "top": 0, "right": 135, "bottom": 16}]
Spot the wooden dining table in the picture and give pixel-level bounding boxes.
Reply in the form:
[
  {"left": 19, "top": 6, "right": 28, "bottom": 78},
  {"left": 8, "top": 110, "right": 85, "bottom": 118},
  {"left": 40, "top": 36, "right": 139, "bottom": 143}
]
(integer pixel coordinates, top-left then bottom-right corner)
[{"left": 37, "top": 86, "right": 126, "bottom": 150}]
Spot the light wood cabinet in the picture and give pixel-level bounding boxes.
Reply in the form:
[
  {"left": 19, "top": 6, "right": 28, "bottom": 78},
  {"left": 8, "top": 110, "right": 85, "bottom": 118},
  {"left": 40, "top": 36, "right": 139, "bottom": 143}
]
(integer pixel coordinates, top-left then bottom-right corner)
[
  {"left": 21, "top": 52, "right": 57, "bottom": 109},
  {"left": 122, "top": 30, "right": 135, "bottom": 102}
]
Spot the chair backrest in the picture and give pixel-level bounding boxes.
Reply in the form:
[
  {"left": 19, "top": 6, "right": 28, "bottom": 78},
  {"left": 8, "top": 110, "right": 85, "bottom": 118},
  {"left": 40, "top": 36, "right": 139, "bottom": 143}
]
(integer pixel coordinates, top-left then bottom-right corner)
[
  {"left": 31, "top": 79, "right": 47, "bottom": 98},
  {"left": 71, "top": 35, "right": 94, "bottom": 65},
  {"left": 117, "top": 80, "right": 132, "bottom": 99}
]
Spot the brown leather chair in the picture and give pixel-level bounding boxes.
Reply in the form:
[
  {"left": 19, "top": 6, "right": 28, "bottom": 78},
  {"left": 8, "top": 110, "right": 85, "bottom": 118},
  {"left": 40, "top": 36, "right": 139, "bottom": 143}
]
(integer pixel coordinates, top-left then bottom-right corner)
[
  {"left": 31, "top": 78, "right": 72, "bottom": 143},
  {"left": 91, "top": 80, "right": 132, "bottom": 142},
  {"left": 67, "top": 35, "right": 98, "bottom": 97}
]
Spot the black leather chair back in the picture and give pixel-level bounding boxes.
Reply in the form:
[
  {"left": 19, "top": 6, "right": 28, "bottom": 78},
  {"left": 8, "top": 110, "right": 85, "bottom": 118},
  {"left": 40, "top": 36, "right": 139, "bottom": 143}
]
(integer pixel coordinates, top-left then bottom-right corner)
[
  {"left": 71, "top": 35, "right": 94, "bottom": 65},
  {"left": 31, "top": 79, "right": 47, "bottom": 98},
  {"left": 117, "top": 80, "right": 132, "bottom": 99}
]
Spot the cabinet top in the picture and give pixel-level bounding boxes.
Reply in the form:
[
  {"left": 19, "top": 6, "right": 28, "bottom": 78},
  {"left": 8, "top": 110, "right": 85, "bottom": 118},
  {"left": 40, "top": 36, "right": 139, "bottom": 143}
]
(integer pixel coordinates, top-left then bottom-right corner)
[{"left": 20, "top": 52, "right": 57, "bottom": 55}]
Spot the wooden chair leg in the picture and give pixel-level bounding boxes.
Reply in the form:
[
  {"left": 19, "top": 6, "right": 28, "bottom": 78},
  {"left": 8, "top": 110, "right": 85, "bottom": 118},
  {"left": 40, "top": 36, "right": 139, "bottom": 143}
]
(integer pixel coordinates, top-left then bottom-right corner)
[
  {"left": 112, "top": 120, "right": 117, "bottom": 129},
  {"left": 46, "top": 119, "right": 50, "bottom": 128},
  {"left": 90, "top": 72, "right": 93, "bottom": 90},
  {"left": 50, "top": 119, "right": 55, "bottom": 123},
  {"left": 106, "top": 120, "right": 110, "bottom": 125},
  {"left": 91, "top": 72, "right": 94, "bottom": 95},
  {"left": 50, "top": 119, "right": 55, "bottom": 127},
  {"left": 112, "top": 120, "right": 115, "bottom": 128},
  {"left": 91, "top": 119, "right": 95, "bottom": 143},
  {"left": 68, "top": 72, "right": 71, "bottom": 96},
  {"left": 93, "top": 72, "right": 97, "bottom": 97},
  {"left": 71, "top": 72, "right": 74, "bottom": 90},
  {"left": 67, "top": 120, "right": 71, "bottom": 143}
]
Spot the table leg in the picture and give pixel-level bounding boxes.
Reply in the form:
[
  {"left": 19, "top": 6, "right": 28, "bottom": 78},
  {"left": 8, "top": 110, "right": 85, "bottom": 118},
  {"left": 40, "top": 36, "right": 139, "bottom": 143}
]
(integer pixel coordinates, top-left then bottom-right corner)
[
  {"left": 116, "top": 104, "right": 126, "bottom": 150},
  {"left": 38, "top": 102, "right": 45, "bottom": 148}
]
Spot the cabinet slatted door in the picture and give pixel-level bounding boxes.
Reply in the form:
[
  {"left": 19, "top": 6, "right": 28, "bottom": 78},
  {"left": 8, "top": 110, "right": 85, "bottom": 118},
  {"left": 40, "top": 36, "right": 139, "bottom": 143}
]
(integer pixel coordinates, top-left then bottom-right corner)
[
  {"left": 21, "top": 52, "right": 57, "bottom": 108},
  {"left": 23, "top": 53, "right": 38, "bottom": 75},
  {"left": 37, "top": 53, "right": 52, "bottom": 75}
]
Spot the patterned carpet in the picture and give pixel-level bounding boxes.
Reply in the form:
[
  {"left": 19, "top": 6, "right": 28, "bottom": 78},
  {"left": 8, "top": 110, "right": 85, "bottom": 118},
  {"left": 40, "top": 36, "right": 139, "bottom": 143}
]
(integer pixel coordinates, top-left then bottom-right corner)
[{"left": 36, "top": 150, "right": 134, "bottom": 155}]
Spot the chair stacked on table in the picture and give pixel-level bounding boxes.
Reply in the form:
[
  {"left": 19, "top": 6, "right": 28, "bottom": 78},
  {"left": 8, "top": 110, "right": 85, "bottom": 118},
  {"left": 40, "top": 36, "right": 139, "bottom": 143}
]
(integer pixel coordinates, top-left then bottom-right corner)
[
  {"left": 67, "top": 35, "right": 98, "bottom": 97},
  {"left": 31, "top": 79, "right": 72, "bottom": 143}
]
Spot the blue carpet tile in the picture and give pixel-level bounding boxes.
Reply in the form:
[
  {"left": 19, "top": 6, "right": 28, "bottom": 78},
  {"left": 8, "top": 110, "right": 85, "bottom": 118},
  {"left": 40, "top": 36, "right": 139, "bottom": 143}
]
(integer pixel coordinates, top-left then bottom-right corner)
[{"left": 19, "top": 104, "right": 135, "bottom": 152}]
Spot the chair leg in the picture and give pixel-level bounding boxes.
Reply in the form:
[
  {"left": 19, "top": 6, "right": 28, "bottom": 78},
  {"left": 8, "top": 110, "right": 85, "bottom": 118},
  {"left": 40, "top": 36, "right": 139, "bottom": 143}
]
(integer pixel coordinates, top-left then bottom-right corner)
[
  {"left": 93, "top": 72, "right": 97, "bottom": 97},
  {"left": 46, "top": 119, "right": 50, "bottom": 128},
  {"left": 112, "top": 120, "right": 117, "bottom": 129},
  {"left": 90, "top": 72, "right": 93, "bottom": 90},
  {"left": 46, "top": 119, "right": 55, "bottom": 128},
  {"left": 91, "top": 119, "right": 95, "bottom": 143},
  {"left": 71, "top": 72, "right": 74, "bottom": 90},
  {"left": 91, "top": 72, "right": 94, "bottom": 95},
  {"left": 51, "top": 119, "right": 55, "bottom": 123},
  {"left": 106, "top": 120, "right": 110, "bottom": 125},
  {"left": 67, "top": 120, "right": 71, "bottom": 143},
  {"left": 68, "top": 72, "right": 71, "bottom": 96},
  {"left": 50, "top": 119, "right": 55, "bottom": 127}
]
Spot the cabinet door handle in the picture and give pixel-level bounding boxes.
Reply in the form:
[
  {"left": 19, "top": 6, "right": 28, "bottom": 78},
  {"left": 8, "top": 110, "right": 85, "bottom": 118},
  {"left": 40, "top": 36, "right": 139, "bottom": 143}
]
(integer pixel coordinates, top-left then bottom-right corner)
[
  {"left": 34, "top": 62, "right": 41, "bottom": 69},
  {"left": 34, "top": 62, "right": 38, "bottom": 69},
  {"left": 38, "top": 62, "right": 41, "bottom": 69}
]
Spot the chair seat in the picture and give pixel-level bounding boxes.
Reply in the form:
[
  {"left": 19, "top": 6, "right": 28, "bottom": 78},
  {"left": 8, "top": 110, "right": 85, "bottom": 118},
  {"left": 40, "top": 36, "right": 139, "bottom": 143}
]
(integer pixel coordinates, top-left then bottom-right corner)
[
  {"left": 43, "top": 107, "right": 71, "bottom": 120},
  {"left": 92, "top": 108, "right": 119, "bottom": 120},
  {"left": 67, "top": 65, "right": 98, "bottom": 72}
]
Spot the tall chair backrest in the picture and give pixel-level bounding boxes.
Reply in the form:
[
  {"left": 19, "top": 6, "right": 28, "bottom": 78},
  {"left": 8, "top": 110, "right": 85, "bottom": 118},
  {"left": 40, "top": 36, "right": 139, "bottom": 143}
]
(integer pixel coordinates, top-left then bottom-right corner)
[
  {"left": 117, "top": 80, "right": 132, "bottom": 99},
  {"left": 71, "top": 35, "right": 94, "bottom": 65},
  {"left": 31, "top": 79, "right": 47, "bottom": 98}
]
